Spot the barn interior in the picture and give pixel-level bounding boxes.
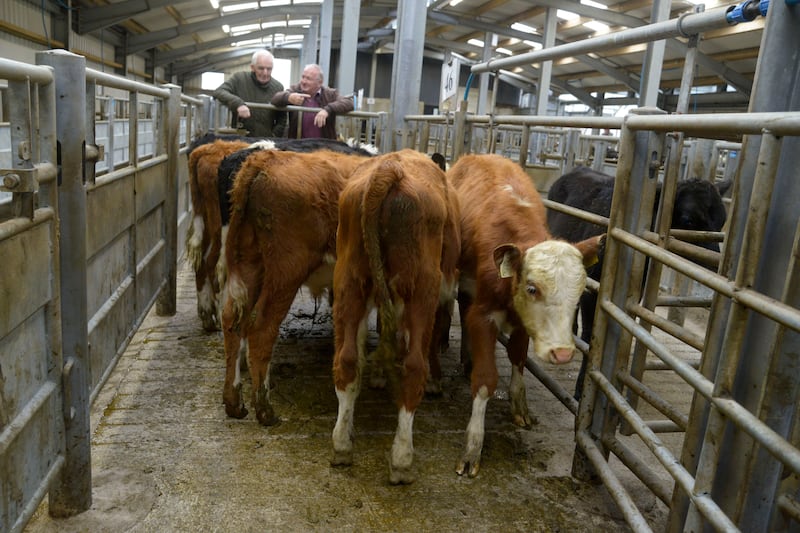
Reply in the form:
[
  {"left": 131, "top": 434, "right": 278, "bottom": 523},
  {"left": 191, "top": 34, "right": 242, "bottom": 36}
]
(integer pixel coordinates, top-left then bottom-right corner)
[{"left": 2, "top": 2, "right": 800, "bottom": 533}]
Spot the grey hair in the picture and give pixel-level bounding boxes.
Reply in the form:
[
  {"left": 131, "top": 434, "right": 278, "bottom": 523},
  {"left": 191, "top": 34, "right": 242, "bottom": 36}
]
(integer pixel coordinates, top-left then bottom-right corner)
[
  {"left": 304, "top": 63, "right": 324, "bottom": 83},
  {"left": 251, "top": 50, "right": 275, "bottom": 66}
]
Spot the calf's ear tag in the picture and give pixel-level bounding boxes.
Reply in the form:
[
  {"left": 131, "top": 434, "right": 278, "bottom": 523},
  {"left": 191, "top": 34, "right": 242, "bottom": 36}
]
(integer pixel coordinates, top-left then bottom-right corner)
[{"left": 498, "top": 255, "right": 515, "bottom": 278}]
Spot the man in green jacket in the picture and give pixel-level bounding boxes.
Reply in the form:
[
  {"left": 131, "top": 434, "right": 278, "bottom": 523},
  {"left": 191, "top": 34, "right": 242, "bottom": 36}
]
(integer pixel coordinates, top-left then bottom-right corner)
[
  {"left": 271, "top": 64, "right": 353, "bottom": 139},
  {"left": 213, "top": 50, "right": 287, "bottom": 137}
]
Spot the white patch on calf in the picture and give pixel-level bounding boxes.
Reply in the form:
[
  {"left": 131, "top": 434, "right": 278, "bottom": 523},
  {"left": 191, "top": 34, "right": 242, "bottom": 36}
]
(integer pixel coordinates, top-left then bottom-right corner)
[
  {"left": 513, "top": 240, "right": 586, "bottom": 363},
  {"left": 391, "top": 407, "right": 415, "bottom": 471},
  {"left": 226, "top": 273, "right": 248, "bottom": 325},
  {"left": 459, "top": 385, "right": 490, "bottom": 476},
  {"left": 345, "top": 137, "right": 379, "bottom": 155},
  {"left": 247, "top": 140, "right": 276, "bottom": 151},
  {"left": 501, "top": 184, "right": 534, "bottom": 208},
  {"left": 234, "top": 339, "right": 247, "bottom": 387},
  {"left": 332, "top": 383, "right": 359, "bottom": 458},
  {"left": 198, "top": 282, "right": 215, "bottom": 319},
  {"left": 489, "top": 310, "right": 513, "bottom": 337},
  {"left": 216, "top": 224, "right": 229, "bottom": 293},
  {"left": 187, "top": 215, "right": 205, "bottom": 271}
]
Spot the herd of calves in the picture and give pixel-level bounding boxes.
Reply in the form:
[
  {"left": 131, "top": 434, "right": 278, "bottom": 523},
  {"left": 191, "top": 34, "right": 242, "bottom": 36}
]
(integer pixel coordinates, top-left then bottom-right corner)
[{"left": 186, "top": 134, "right": 728, "bottom": 485}]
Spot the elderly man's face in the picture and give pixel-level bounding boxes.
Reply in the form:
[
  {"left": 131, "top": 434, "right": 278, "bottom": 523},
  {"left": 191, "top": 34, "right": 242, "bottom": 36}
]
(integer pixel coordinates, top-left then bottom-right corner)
[
  {"left": 251, "top": 56, "right": 274, "bottom": 84},
  {"left": 299, "top": 68, "right": 323, "bottom": 95}
]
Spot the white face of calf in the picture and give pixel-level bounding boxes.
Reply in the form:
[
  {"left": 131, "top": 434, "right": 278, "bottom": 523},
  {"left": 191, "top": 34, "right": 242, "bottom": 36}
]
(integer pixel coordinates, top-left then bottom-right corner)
[{"left": 495, "top": 240, "right": 586, "bottom": 364}]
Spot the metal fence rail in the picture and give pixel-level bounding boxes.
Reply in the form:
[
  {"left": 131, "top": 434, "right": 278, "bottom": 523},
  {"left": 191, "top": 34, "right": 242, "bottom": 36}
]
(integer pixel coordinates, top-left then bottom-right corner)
[
  {"left": 0, "top": 55, "right": 63, "bottom": 533},
  {"left": 0, "top": 51, "right": 198, "bottom": 532}
]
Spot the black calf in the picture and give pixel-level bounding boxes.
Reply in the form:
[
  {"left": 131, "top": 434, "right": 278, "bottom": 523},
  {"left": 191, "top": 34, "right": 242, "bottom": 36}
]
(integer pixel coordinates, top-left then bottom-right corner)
[{"left": 546, "top": 166, "right": 730, "bottom": 400}]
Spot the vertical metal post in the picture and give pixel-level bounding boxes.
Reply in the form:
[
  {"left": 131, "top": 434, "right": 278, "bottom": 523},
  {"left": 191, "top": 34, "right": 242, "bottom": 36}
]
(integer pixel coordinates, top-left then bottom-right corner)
[
  {"left": 477, "top": 33, "right": 495, "bottom": 116},
  {"left": 337, "top": 0, "right": 359, "bottom": 95},
  {"left": 638, "top": 0, "right": 671, "bottom": 107},
  {"left": 7, "top": 78, "right": 34, "bottom": 218},
  {"left": 129, "top": 91, "right": 139, "bottom": 167},
  {"left": 107, "top": 97, "right": 116, "bottom": 170},
  {"left": 672, "top": 1, "right": 800, "bottom": 529},
  {"left": 389, "top": 0, "right": 427, "bottom": 151},
  {"left": 156, "top": 85, "right": 181, "bottom": 316},
  {"left": 420, "top": 121, "right": 430, "bottom": 154},
  {"left": 451, "top": 107, "right": 467, "bottom": 161},
  {"left": 536, "top": 8, "right": 556, "bottom": 117},
  {"left": 37, "top": 48, "right": 92, "bottom": 518},
  {"left": 573, "top": 107, "right": 666, "bottom": 480},
  {"left": 302, "top": 16, "right": 319, "bottom": 69},
  {"left": 84, "top": 77, "right": 97, "bottom": 185},
  {"left": 563, "top": 128, "right": 580, "bottom": 171},
  {"left": 318, "top": 0, "right": 333, "bottom": 82},
  {"left": 667, "top": 7, "right": 703, "bottom": 328},
  {"left": 518, "top": 125, "right": 531, "bottom": 168},
  {"left": 529, "top": 8, "right": 557, "bottom": 161}
]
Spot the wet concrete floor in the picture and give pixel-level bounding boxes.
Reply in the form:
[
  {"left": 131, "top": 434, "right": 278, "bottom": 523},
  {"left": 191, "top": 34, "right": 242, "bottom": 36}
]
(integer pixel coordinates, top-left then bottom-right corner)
[{"left": 26, "top": 261, "right": 673, "bottom": 532}]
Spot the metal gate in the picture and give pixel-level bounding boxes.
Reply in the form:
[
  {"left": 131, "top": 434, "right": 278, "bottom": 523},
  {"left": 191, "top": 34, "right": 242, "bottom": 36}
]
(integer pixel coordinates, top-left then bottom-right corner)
[
  {"left": 0, "top": 54, "right": 64, "bottom": 533},
  {"left": 401, "top": 3, "right": 799, "bottom": 531},
  {"left": 0, "top": 50, "right": 200, "bottom": 532}
]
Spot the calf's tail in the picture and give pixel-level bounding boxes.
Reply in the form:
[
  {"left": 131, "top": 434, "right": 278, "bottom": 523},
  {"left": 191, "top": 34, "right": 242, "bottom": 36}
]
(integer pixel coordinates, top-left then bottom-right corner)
[
  {"left": 361, "top": 160, "right": 405, "bottom": 393},
  {"left": 223, "top": 161, "right": 261, "bottom": 331}
]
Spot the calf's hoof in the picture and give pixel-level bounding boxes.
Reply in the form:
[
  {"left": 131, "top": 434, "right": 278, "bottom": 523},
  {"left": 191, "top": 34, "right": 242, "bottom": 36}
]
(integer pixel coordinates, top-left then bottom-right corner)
[
  {"left": 256, "top": 406, "right": 280, "bottom": 427},
  {"left": 512, "top": 412, "right": 537, "bottom": 429},
  {"left": 389, "top": 464, "right": 416, "bottom": 485},
  {"left": 456, "top": 456, "right": 481, "bottom": 478},
  {"left": 200, "top": 316, "right": 219, "bottom": 332},
  {"left": 224, "top": 403, "right": 248, "bottom": 419},
  {"left": 331, "top": 449, "right": 354, "bottom": 466}
]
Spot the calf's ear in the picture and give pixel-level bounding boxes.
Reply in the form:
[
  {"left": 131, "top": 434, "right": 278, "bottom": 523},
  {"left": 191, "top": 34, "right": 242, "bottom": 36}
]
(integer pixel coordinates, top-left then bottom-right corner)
[
  {"left": 494, "top": 244, "right": 522, "bottom": 279},
  {"left": 573, "top": 234, "right": 606, "bottom": 268}
]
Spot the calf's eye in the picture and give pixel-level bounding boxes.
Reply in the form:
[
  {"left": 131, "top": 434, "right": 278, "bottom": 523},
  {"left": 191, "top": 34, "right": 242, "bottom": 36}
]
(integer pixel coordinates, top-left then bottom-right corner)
[{"left": 526, "top": 284, "right": 537, "bottom": 296}]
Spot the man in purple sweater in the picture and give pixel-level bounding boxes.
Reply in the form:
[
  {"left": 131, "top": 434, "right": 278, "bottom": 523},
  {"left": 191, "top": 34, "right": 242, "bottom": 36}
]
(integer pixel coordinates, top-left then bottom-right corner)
[{"left": 271, "top": 64, "right": 354, "bottom": 139}]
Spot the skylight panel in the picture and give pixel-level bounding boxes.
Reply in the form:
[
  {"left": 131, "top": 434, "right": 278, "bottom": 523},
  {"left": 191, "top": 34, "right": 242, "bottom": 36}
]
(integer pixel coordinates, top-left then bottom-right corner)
[
  {"left": 583, "top": 21, "right": 609, "bottom": 33},
  {"left": 556, "top": 9, "right": 580, "bottom": 21},
  {"left": 510, "top": 22, "right": 537, "bottom": 34},
  {"left": 580, "top": 0, "right": 607, "bottom": 9},
  {"left": 221, "top": 2, "right": 259, "bottom": 13}
]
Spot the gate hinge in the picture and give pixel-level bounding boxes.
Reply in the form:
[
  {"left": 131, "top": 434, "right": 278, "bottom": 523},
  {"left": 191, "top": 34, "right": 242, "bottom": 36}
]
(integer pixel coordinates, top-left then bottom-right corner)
[{"left": 0, "top": 168, "right": 37, "bottom": 193}]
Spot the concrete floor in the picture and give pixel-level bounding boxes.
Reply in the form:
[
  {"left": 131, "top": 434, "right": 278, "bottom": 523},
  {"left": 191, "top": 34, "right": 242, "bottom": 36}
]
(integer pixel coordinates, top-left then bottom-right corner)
[{"left": 25, "top": 262, "right": 677, "bottom": 532}]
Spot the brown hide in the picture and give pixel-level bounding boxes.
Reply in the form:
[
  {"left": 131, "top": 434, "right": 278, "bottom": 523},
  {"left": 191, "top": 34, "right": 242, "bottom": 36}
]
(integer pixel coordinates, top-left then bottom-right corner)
[
  {"left": 333, "top": 149, "right": 460, "bottom": 405},
  {"left": 331, "top": 149, "right": 460, "bottom": 482},
  {"left": 186, "top": 139, "right": 251, "bottom": 331},
  {"left": 449, "top": 154, "right": 553, "bottom": 394},
  {"left": 221, "top": 149, "right": 366, "bottom": 425}
]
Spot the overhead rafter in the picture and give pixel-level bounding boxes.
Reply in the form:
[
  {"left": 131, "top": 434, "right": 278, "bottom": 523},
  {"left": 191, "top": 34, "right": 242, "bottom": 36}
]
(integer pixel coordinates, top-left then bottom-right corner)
[
  {"left": 427, "top": 9, "right": 642, "bottom": 94},
  {"left": 125, "top": 5, "right": 391, "bottom": 55},
  {"left": 523, "top": 0, "right": 752, "bottom": 94},
  {"left": 77, "top": 0, "right": 177, "bottom": 34}
]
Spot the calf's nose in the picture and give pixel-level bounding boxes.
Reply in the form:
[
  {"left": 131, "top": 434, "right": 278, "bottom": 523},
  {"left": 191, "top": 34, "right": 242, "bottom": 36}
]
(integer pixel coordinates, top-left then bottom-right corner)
[{"left": 549, "top": 347, "right": 575, "bottom": 365}]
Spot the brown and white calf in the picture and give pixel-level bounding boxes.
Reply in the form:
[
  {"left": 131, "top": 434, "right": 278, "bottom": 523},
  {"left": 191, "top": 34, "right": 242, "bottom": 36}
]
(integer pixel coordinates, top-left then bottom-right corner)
[
  {"left": 187, "top": 139, "right": 253, "bottom": 331},
  {"left": 187, "top": 136, "right": 376, "bottom": 332},
  {"left": 448, "top": 153, "right": 603, "bottom": 478},
  {"left": 221, "top": 149, "right": 368, "bottom": 425},
  {"left": 331, "top": 149, "right": 460, "bottom": 484}
]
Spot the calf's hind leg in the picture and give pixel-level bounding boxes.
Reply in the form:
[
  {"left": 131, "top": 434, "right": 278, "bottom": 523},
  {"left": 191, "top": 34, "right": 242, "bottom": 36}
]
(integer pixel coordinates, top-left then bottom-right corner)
[
  {"left": 247, "top": 289, "right": 297, "bottom": 426},
  {"left": 331, "top": 300, "right": 370, "bottom": 466}
]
